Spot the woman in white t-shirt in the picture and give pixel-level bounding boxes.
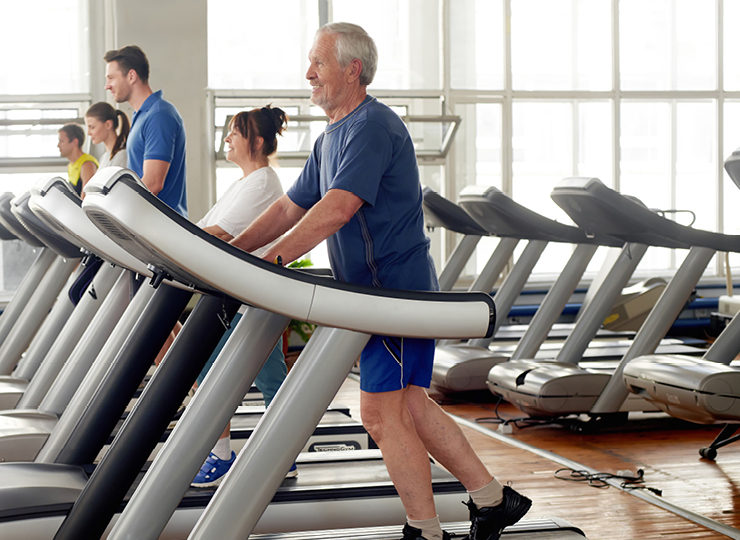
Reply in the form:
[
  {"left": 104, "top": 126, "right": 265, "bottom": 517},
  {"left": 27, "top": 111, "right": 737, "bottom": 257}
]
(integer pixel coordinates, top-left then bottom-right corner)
[
  {"left": 191, "top": 105, "right": 291, "bottom": 488},
  {"left": 85, "top": 102, "right": 130, "bottom": 169}
]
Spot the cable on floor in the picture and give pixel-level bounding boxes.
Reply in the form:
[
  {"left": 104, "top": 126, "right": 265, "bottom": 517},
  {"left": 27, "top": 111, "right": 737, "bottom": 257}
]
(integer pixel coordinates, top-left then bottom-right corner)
[
  {"left": 554, "top": 467, "right": 662, "bottom": 496},
  {"left": 474, "top": 394, "right": 556, "bottom": 429}
]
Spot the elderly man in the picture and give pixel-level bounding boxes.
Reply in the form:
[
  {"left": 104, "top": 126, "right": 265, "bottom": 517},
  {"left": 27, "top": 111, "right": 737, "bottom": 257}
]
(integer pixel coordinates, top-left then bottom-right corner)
[{"left": 230, "top": 22, "right": 531, "bottom": 540}]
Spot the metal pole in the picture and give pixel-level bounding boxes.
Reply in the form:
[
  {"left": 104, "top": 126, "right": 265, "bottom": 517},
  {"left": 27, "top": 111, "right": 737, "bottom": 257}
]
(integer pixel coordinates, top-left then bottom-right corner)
[
  {"left": 469, "top": 239, "right": 546, "bottom": 348},
  {"left": 16, "top": 264, "right": 122, "bottom": 409},
  {"left": 36, "top": 269, "right": 131, "bottom": 413},
  {"left": 0, "top": 256, "right": 78, "bottom": 375},
  {"left": 0, "top": 248, "right": 57, "bottom": 346},
  {"left": 53, "top": 293, "right": 238, "bottom": 540},
  {"left": 107, "top": 306, "right": 290, "bottom": 540},
  {"left": 52, "top": 283, "right": 192, "bottom": 466},
  {"left": 189, "top": 327, "right": 371, "bottom": 540},
  {"left": 555, "top": 243, "right": 647, "bottom": 364},
  {"left": 437, "top": 235, "right": 481, "bottom": 291},
  {"left": 591, "top": 246, "right": 715, "bottom": 413},
  {"left": 36, "top": 277, "right": 153, "bottom": 463},
  {"left": 512, "top": 243, "right": 598, "bottom": 360}
]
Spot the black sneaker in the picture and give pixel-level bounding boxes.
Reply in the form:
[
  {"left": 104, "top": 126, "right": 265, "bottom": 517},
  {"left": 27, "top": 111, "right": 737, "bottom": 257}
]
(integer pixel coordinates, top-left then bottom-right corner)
[
  {"left": 400, "top": 523, "right": 451, "bottom": 540},
  {"left": 463, "top": 486, "right": 532, "bottom": 540}
]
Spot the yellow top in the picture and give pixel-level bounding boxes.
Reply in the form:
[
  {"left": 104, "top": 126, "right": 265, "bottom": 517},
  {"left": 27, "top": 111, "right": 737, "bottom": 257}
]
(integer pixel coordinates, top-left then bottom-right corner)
[{"left": 67, "top": 153, "right": 99, "bottom": 196}]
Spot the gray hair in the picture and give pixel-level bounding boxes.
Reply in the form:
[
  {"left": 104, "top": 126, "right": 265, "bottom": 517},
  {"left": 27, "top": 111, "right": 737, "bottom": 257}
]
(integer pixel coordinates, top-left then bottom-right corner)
[{"left": 316, "top": 22, "right": 378, "bottom": 86}]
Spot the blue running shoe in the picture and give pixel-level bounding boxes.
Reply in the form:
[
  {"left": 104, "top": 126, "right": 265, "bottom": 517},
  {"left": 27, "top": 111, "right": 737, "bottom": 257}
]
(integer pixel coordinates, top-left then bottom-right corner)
[
  {"left": 285, "top": 462, "right": 298, "bottom": 478},
  {"left": 191, "top": 451, "right": 236, "bottom": 488}
]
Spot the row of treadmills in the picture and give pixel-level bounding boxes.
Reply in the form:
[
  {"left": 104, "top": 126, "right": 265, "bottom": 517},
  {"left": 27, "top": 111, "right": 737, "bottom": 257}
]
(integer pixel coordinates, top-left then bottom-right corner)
[
  {"left": 0, "top": 168, "right": 588, "bottom": 538},
  {"left": 423, "top": 149, "right": 740, "bottom": 463}
]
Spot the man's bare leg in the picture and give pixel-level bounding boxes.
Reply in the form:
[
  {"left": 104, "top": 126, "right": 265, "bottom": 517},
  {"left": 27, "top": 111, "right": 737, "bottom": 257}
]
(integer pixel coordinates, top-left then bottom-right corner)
[
  {"left": 361, "top": 387, "right": 437, "bottom": 520},
  {"left": 405, "top": 385, "right": 494, "bottom": 492}
]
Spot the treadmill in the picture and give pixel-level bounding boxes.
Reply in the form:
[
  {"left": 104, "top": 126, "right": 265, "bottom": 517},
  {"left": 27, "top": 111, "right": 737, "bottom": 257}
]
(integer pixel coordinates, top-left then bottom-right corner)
[
  {"left": 4, "top": 167, "right": 481, "bottom": 539},
  {"left": 0, "top": 192, "right": 80, "bottom": 378},
  {"left": 422, "top": 185, "right": 491, "bottom": 292},
  {"left": 430, "top": 185, "right": 701, "bottom": 392},
  {"left": 621, "top": 151, "right": 740, "bottom": 459},
  {"left": 0, "top": 176, "right": 149, "bottom": 461},
  {"left": 0, "top": 175, "right": 372, "bottom": 463},
  {"left": 0, "top": 185, "right": 123, "bottom": 412},
  {"left": 487, "top": 177, "right": 740, "bottom": 420},
  {"left": 41, "top": 168, "right": 582, "bottom": 540}
]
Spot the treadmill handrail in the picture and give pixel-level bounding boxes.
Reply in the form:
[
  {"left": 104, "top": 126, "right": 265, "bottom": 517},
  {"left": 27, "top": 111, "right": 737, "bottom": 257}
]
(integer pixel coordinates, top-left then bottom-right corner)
[
  {"left": 29, "top": 176, "right": 152, "bottom": 275},
  {"left": 10, "top": 190, "right": 83, "bottom": 258},
  {"left": 458, "top": 185, "right": 624, "bottom": 246},
  {"left": 0, "top": 192, "right": 44, "bottom": 247},
  {"left": 422, "top": 187, "right": 490, "bottom": 237},
  {"left": 0, "top": 194, "right": 16, "bottom": 241},
  {"left": 552, "top": 177, "right": 740, "bottom": 252},
  {"left": 83, "top": 168, "right": 495, "bottom": 339}
]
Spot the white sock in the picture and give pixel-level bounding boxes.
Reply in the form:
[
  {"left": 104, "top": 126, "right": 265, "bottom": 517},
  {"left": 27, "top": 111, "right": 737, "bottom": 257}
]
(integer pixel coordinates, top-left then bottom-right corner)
[
  {"left": 211, "top": 436, "right": 232, "bottom": 461},
  {"left": 469, "top": 478, "right": 504, "bottom": 508},
  {"left": 407, "top": 516, "right": 443, "bottom": 540}
]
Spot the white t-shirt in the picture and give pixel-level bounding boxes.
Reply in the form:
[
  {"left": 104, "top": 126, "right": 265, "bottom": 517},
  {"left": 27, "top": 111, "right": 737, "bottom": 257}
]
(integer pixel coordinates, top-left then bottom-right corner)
[
  {"left": 98, "top": 149, "right": 127, "bottom": 169},
  {"left": 197, "top": 166, "right": 284, "bottom": 257}
]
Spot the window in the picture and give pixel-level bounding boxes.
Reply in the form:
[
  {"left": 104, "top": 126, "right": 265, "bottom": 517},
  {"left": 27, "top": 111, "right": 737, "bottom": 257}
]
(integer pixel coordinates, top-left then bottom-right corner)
[
  {"left": 450, "top": 0, "right": 505, "bottom": 90},
  {"left": 620, "top": 0, "right": 716, "bottom": 91},
  {"left": 0, "top": 0, "right": 90, "bottom": 300},
  {"left": 332, "top": 0, "right": 442, "bottom": 89},
  {"left": 207, "top": 0, "right": 319, "bottom": 90},
  {"left": 207, "top": 0, "right": 731, "bottom": 285},
  {"left": 0, "top": 1, "right": 90, "bottom": 95},
  {"left": 511, "top": 0, "right": 611, "bottom": 91}
]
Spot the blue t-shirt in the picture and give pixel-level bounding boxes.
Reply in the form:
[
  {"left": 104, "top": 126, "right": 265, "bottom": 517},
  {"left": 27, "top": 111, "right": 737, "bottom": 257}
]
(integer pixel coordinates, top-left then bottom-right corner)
[
  {"left": 128, "top": 90, "right": 188, "bottom": 217},
  {"left": 288, "top": 95, "right": 438, "bottom": 292}
]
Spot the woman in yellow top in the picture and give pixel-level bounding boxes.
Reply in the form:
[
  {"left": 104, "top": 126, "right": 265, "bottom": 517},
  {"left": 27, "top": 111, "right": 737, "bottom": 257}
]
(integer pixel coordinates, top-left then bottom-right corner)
[{"left": 57, "top": 123, "right": 98, "bottom": 197}]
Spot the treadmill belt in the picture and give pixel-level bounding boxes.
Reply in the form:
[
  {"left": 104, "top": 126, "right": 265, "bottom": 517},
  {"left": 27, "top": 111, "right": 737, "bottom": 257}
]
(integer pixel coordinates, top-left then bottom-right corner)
[{"left": 248, "top": 518, "right": 587, "bottom": 539}]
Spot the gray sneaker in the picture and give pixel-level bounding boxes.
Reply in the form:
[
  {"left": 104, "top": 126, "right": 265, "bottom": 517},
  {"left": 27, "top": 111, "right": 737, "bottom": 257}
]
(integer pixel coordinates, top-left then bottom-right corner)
[{"left": 463, "top": 486, "right": 532, "bottom": 540}]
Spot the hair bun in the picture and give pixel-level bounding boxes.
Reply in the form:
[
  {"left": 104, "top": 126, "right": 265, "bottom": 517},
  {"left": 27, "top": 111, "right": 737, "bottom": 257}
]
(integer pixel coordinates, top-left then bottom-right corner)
[{"left": 265, "top": 105, "right": 288, "bottom": 136}]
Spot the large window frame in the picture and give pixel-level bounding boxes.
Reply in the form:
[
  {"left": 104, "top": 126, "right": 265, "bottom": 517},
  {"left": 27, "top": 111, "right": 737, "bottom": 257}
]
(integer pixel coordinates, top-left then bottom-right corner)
[
  {"left": 445, "top": 0, "right": 739, "bottom": 283},
  {"left": 207, "top": 0, "right": 738, "bottom": 285}
]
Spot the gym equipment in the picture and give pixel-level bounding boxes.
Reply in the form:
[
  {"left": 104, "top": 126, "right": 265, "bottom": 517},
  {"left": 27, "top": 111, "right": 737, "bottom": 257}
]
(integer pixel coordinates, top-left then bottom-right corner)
[{"left": 487, "top": 177, "right": 740, "bottom": 419}]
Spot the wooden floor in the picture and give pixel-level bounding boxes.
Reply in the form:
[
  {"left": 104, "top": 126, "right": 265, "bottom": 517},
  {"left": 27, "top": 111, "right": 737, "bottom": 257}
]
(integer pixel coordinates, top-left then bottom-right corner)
[{"left": 334, "top": 377, "right": 740, "bottom": 540}]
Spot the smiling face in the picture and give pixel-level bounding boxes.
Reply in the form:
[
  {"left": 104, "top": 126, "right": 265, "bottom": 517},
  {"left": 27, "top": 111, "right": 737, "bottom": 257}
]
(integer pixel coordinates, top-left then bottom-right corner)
[
  {"left": 224, "top": 126, "right": 251, "bottom": 164},
  {"left": 85, "top": 116, "right": 112, "bottom": 146},
  {"left": 306, "top": 33, "right": 353, "bottom": 118},
  {"left": 105, "top": 61, "right": 133, "bottom": 104}
]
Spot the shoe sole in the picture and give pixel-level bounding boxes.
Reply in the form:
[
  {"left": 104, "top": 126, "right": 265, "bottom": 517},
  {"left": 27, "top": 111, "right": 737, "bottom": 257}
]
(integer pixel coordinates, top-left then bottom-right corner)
[
  {"left": 190, "top": 476, "right": 225, "bottom": 489},
  {"left": 285, "top": 469, "right": 298, "bottom": 478}
]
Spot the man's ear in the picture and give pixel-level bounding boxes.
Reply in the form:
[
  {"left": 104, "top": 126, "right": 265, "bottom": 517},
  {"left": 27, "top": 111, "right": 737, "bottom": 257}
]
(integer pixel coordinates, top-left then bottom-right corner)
[
  {"left": 127, "top": 69, "right": 138, "bottom": 84},
  {"left": 347, "top": 58, "right": 363, "bottom": 83}
]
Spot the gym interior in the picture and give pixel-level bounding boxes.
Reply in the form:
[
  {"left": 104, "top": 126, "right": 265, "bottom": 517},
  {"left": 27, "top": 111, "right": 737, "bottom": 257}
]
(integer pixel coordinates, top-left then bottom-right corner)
[{"left": 0, "top": 1, "right": 739, "bottom": 539}]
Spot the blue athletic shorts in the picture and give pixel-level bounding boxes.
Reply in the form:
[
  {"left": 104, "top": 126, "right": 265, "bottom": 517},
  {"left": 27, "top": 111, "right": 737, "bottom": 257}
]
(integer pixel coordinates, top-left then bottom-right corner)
[{"left": 359, "top": 335, "right": 435, "bottom": 393}]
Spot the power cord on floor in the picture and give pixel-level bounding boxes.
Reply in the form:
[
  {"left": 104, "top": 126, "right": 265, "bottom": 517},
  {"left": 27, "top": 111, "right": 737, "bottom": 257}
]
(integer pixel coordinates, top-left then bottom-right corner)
[
  {"left": 554, "top": 467, "right": 663, "bottom": 496},
  {"left": 474, "top": 395, "right": 556, "bottom": 430}
]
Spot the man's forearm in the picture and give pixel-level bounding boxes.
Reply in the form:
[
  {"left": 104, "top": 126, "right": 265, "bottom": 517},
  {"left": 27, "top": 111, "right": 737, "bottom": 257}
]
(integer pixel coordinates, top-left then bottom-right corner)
[{"left": 262, "top": 189, "right": 363, "bottom": 264}]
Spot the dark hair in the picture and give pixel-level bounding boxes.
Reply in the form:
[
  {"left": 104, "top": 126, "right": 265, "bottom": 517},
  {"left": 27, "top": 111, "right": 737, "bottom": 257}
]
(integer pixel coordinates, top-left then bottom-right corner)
[
  {"left": 59, "top": 123, "right": 85, "bottom": 149},
  {"left": 230, "top": 105, "right": 288, "bottom": 159},
  {"left": 85, "top": 102, "right": 130, "bottom": 159},
  {"left": 103, "top": 45, "right": 150, "bottom": 84}
]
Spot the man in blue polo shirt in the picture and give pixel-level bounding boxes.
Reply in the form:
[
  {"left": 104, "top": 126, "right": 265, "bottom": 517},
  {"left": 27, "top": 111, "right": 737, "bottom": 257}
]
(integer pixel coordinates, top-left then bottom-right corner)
[
  {"left": 230, "top": 23, "right": 531, "bottom": 540},
  {"left": 103, "top": 45, "right": 187, "bottom": 217}
]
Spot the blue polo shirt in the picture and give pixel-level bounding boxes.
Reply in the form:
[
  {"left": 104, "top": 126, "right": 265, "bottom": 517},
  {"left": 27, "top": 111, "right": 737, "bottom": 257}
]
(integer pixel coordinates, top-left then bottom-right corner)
[
  {"left": 287, "top": 95, "right": 438, "bottom": 293},
  {"left": 128, "top": 90, "right": 188, "bottom": 217}
]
